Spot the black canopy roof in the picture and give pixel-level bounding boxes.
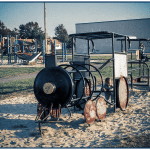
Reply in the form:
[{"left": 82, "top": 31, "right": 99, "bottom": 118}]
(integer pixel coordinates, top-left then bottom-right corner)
[
  {"left": 69, "top": 31, "right": 127, "bottom": 40},
  {"left": 117, "top": 38, "right": 150, "bottom": 41}
]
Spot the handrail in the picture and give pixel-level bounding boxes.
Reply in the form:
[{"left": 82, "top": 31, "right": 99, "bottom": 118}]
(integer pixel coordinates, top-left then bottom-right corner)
[
  {"left": 128, "top": 61, "right": 149, "bottom": 90},
  {"left": 99, "top": 58, "right": 113, "bottom": 70},
  {"left": 128, "top": 49, "right": 139, "bottom": 51}
]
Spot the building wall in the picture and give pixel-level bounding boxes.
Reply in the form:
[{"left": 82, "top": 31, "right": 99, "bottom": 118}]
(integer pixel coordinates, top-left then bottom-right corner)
[{"left": 75, "top": 18, "right": 150, "bottom": 54}]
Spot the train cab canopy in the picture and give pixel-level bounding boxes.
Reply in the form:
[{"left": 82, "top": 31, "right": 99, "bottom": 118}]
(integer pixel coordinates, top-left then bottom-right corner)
[
  {"left": 69, "top": 31, "right": 128, "bottom": 40},
  {"left": 69, "top": 31, "right": 129, "bottom": 56}
]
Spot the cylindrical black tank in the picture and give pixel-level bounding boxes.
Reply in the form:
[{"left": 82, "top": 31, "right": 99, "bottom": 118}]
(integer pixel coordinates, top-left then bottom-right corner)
[{"left": 34, "top": 67, "right": 74, "bottom": 108}]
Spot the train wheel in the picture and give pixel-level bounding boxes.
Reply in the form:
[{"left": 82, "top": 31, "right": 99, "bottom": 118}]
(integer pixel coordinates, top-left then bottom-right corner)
[
  {"left": 96, "top": 97, "right": 107, "bottom": 120},
  {"left": 116, "top": 76, "right": 129, "bottom": 110},
  {"left": 84, "top": 100, "right": 96, "bottom": 124}
]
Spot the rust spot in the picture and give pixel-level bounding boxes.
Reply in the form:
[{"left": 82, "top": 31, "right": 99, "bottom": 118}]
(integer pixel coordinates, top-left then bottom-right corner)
[
  {"left": 117, "top": 76, "right": 129, "bottom": 110},
  {"left": 85, "top": 80, "right": 91, "bottom": 97},
  {"left": 37, "top": 103, "right": 49, "bottom": 120},
  {"left": 84, "top": 100, "right": 96, "bottom": 124},
  {"left": 96, "top": 97, "right": 107, "bottom": 120},
  {"left": 50, "top": 107, "right": 62, "bottom": 118}
]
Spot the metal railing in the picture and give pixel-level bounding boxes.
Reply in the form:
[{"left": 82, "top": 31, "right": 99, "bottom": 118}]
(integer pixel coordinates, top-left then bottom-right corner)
[{"left": 128, "top": 49, "right": 150, "bottom": 91}]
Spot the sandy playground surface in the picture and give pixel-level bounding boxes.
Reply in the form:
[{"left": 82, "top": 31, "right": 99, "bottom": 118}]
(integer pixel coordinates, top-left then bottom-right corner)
[{"left": 0, "top": 85, "right": 150, "bottom": 148}]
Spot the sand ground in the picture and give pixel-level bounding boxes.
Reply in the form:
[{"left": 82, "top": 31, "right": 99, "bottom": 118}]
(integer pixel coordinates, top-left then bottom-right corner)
[
  {"left": 0, "top": 60, "right": 150, "bottom": 148},
  {"left": 0, "top": 85, "right": 150, "bottom": 148}
]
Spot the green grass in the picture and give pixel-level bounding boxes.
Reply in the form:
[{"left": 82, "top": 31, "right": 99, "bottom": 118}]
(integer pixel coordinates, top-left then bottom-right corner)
[
  {"left": 0, "top": 78, "right": 35, "bottom": 98},
  {"left": 57, "top": 55, "right": 112, "bottom": 61},
  {"left": 90, "top": 55, "right": 112, "bottom": 60},
  {"left": 1, "top": 55, "right": 15, "bottom": 60},
  {"left": 92, "top": 65, "right": 113, "bottom": 79},
  {"left": 1, "top": 53, "right": 150, "bottom": 99},
  {"left": 0, "top": 67, "right": 44, "bottom": 78}
]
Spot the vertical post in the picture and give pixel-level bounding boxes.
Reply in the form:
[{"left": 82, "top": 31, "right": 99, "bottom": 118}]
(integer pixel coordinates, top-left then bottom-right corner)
[
  {"left": 139, "top": 41, "right": 141, "bottom": 77},
  {"left": 143, "top": 63, "right": 145, "bottom": 76},
  {"left": 29, "top": 45, "right": 31, "bottom": 52},
  {"left": 35, "top": 40, "right": 37, "bottom": 63},
  {"left": 64, "top": 43, "right": 67, "bottom": 61},
  {"left": 54, "top": 40, "right": 56, "bottom": 55},
  {"left": 148, "top": 66, "right": 150, "bottom": 91},
  {"left": 1, "top": 35, "right": 3, "bottom": 64},
  {"left": 72, "top": 37, "right": 74, "bottom": 62},
  {"left": 128, "top": 40, "right": 131, "bottom": 49},
  {"left": 88, "top": 39, "right": 90, "bottom": 55},
  {"left": 44, "top": 2, "right": 47, "bottom": 53},
  {"left": 0, "top": 35, "right": 2, "bottom": 46},
  {"left": 23, "top": 41, "right": 24, "bottom": 53},
  {"left": 51, "top": 41, "right": 52, "bottom": 54},
  {"left": 125, "top": 36, "right": 127, "bottom": 53},
  {"left": 7, "top": 35, "right": 9, "bottom": 64},
  {"left": 14, "top": 42, "right": 16, "bottom": 63},
  {"left": 121, "top": 40, "right": 123, "bottom": 52},
  {"left": 43, "top": 40, "right": 45, "bottom": 64},
  {"left": 62, "top": 43, "right": 64, "bottom": 62},
  {"left": 15, "top": 35, "right": 19, "bottom": 63},
  {"left": 112, "top": 33, "right": 116, "bottom": 112},
  {"left": 9, "top": 35, "right": 11, "bottom": 63}
]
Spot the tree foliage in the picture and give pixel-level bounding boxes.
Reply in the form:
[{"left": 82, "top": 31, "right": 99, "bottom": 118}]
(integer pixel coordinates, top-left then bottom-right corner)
[
  {"left": 0, "top": 21, "right": 72, "bottom": 48},
  {"left": 0, "top": 20, "right": 11, "bottom": 36},
  {"left": 11, "top": 28, "right": 19, "bottom": 38},
  {"left": 54, "top": 24, "right": 69, "bottom": 44},
  {"left": 19, "top": 22, "right": 45, "bottom": 44}
]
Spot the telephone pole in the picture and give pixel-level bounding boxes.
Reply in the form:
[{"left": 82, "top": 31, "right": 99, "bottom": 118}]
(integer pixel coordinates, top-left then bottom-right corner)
[{"left": 44, "top": 2, "right": 47, "bottom": 53}]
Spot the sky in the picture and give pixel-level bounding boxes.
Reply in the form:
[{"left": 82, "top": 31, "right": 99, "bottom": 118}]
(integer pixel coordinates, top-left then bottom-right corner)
[{"left": 0, "top": 1, "right": 150, "bottom": 37}]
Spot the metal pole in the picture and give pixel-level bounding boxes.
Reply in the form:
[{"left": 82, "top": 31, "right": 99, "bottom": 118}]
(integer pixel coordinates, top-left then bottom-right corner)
[
  {"left": 14, "top": 42, "right": 16, "bottom": 63},
  {"left": 0, "top": 35, "right": 2, "bottom": 45},
  {"left": 88, "top": 40, "right": 90, "bottom": 55},
  {"left": 1, "top": 35, "right": 3, "bottom": 64},
  {"left": 43, "top": 40, "right": 45, "bottom": 64},
  {"left": 65, "top": 43, "right": 67, "bottom": 61},
  {"left": 35, "top": 40, "right": 37, "bottom": 63},
  {"left": 148, "top": 65, "right": 149, "bottom": 91},
  {"left": 15, "top": 35, "right": 19, "bottom": 63},
  {"left": 54, "top": 40, "right": 56, "bottom": 55},
  {"left": 9, "top": 35, "right": 11, "bottom": 64},
  {"left": 112, "top": 33, "right": 116, "bottom": 112},
  {"left": 44, "top": 2, "right": 47, "bottom": 53},
  {"left": 139, "top": 41, "right": 141, "bottom": 77},
  {"left": 121, "top": 40, "right": 123, "bottom": 52},
  {"left": 23, "top": 41, "right": 24, "bottom": 53},
  {"left": 72, "top": 37, "right": 74, "bottom": 62},
  {"left": 125, "top": 36, "right": 127, "bottom": 53},
  {"left": 7, "top": 35, "right": 9, "bottom": 64},
  {"left": 62, "top": 43, "right": 64, "bottom": 62},
  {"left": 51, "top": 41, "right": 52, "bottom": 54}
]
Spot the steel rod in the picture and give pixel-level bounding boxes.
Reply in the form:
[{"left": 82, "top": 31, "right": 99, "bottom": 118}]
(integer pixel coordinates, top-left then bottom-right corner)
[{"left": 112, "top": 33, "right": 116, "bottom": 112}]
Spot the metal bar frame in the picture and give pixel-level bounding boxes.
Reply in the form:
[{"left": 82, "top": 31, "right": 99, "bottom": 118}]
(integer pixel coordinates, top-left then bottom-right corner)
[
  {"left": 128, "top": 61, "right": 150, "bottom": 91},
  {"left": 71, "top": 32, "right": 128, "bottom": 113},
  {"left": 72, "top": 37, "right": 75, "bottom": 62}
]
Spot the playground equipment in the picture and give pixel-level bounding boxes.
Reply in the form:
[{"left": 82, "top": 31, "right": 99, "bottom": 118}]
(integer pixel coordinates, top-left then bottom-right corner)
[
  {"left": 34, "top": 31, "right": 130, "bottom": 134},
  {"left": 118, "top": 37, "right": 150, "bottom": 91},
  {"left": 15, "top": 52, "right": 42, "bottom": 63},
  {"left": 0, "top": 35, "right": 67, "bottom": 64}
]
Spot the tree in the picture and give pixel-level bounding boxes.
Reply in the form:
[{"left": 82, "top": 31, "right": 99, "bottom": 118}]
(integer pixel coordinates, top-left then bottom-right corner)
[
  {"left": 0, "top": 20, "right": 11, "bottom": 36},
  {"left": 11, "top": 28, "right": 19, "bottom": 38},
  {"left": 19, "top": 22, "right": 45, "bottom": 44},
  {"left": 54, "top": 24, "right": 69, "bottom": 44}
]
